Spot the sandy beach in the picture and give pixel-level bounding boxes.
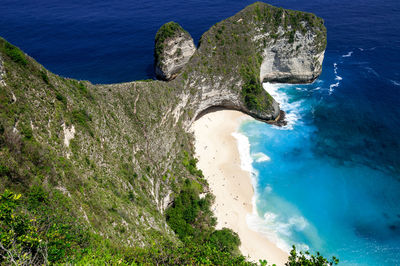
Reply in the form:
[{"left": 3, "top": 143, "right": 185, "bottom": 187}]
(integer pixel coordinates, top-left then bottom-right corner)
[{"left": 191, "top": 109, "right": 288, "bottom": 265}]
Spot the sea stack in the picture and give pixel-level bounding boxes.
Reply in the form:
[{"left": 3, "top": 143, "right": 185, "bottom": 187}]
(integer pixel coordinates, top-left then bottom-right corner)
[{"left": 154, "top": 22, "right": 196, "bottom": 81}]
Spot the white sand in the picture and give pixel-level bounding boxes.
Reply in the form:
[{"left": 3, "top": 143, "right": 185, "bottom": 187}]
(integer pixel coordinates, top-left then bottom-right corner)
[{"left": 191, "top": 110, "right": 288, "bottom": 265}]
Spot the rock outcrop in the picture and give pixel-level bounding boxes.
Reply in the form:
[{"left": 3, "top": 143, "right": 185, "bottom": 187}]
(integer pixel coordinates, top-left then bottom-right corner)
[
  {"left": 154, "top": 22, "right": 196, "bottom": 81},
  {"left": 0, "top": 55, "right": 5, "bottom": 86},
  {"left": 259, "top": 20, "right": 326, "bottom": 83}
]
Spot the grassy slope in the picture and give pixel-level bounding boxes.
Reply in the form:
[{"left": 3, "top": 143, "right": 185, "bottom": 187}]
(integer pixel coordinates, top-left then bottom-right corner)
[{"left": 0, "top": 38, "right": 193, "bottom": 247}]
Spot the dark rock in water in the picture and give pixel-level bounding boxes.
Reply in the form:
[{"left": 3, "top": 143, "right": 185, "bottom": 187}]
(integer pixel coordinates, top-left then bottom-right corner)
[{"left": 269, "top": 110, "right": 287, "bottom": 127}]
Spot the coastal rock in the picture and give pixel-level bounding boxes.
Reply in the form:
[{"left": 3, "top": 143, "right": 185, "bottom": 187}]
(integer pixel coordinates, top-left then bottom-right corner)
[
  {"left": 0, "top": 55, "right": 5, "bottom": 86},
  {"left": 154, "top": 22, "right": 196, "bottom": 81},
  {"left": 259, "top": 25, "right": 326, "bottom": 83}
]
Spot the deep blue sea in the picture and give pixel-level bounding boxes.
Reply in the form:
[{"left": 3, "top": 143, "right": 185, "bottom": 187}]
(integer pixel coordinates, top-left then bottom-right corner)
[{"left": 1, "top": 0, "right": 399, "bottom": 265}]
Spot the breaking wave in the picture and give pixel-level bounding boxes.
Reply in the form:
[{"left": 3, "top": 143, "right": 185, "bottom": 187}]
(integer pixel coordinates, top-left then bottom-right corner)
[{"left": 342, "top": 51, "right": 353, "bottom": 57}]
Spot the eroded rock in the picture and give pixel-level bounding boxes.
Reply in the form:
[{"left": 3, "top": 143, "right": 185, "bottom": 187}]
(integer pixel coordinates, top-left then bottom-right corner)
[
  {"left": 154, "top": 22, "right": 196, "bottom": 81},
  {"left": 0, "top": 55, "right": 6, "bottom": 86}
]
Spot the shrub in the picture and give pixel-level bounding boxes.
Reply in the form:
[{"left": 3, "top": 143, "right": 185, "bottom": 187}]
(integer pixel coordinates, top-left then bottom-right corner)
[
  {"left": 240, "top": 62, "right": 264, "bottom": 110},
  {"left": 77, "top": 82, "right": 93, "bottom": 100},
  {"left": 0, "top": 189, "right": 90, "bottom": 264},
  {"left": 182, "top": 151, "right": 203, "bottom": 177},
  {"left": 286, "top": 245, "right": 339, "bottom": 266},
  {"left": 3, "top": 42, "right": 28, "bottom": 66},
  {"left": 71, "top": 109, "right": 92, "bottom": 128},
  {"left": 41, "top": 70, "right": 49, "bottom": 84},
  {"left": 56, "top": 92, "right": 67, "bottom": 105},
  {"left": 208, "top": 228, "right": 241, "bottom": 255}
]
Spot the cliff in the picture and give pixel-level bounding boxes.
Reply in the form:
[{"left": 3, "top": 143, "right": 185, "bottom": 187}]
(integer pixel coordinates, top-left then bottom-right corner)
[{"left": 0, "top": 2, "right": 326, "bottom": 262}]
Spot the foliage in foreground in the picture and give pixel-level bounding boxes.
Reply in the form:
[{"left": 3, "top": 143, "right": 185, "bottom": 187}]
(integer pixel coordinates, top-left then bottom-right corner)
[
  {"left": 285, "top": 245, "right": 339, "bottom": 266},
  {"left": 166, "top": 179, "right": 242, "bottom": 256},
  {"left": 0, "top": 187, "right": 338, "bottom": 265},
  {"left": 0, "top": 189, "right": 89, "bottom": 265}
]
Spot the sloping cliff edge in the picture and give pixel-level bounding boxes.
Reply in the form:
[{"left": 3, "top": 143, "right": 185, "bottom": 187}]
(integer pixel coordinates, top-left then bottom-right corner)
[{"left": 0, "top": 1, "right": 326, "bottom": 259}]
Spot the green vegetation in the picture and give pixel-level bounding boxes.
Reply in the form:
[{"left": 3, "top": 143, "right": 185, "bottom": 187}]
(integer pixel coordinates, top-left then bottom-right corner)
[
  {"left": 40, "top": 70, "right": 49, "bottom": 84},
  {"left": 71, "top": 109, "right": 92, "bottom": 129},
  {"left": 154, "top": 21, "right": 186, "bottom": 63},
  {"left": 286, "top": 245, "right": 339, "bottom": 266},
  {"left": 55, "top": 91, "right": 67, "bottom": 105},
  {"left": 240, "top": 57, "right": 272, "bottom": 112},
  {"left": 0, "top": 189, "right": 89, "bottom": 264},
  {"left": 182, "top": 150, "right": 204, "bottom": 177},
  {"left": 2, "top": 42, "right": 28, "bottom": 66},
  {"left": 165, "top": 179, "right": 248, "bottom": 263},
  {"left": 241, "top": 61, "right": 264, "bottom": 110}
]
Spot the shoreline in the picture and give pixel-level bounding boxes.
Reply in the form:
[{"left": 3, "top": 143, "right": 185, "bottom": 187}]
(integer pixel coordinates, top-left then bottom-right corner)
[{"left": 191, "top": 109, "right": 288, "bottom": 265}]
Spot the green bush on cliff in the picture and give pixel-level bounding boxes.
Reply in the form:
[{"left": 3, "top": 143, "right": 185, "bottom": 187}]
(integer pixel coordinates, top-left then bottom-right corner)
[
  {"left": 240, "top": 60, "right": 264, "bottom": 111},
  {"left": 166, "top": 178, "right": 244, "bottom": 261},
  {"left": 209, "top": 228, "right": 241, "bottom": 255},
  {"left": 166, "top": 179, "right": 215, "bottom": 240},
  {"left": 182, "top": 150, "right": 204, "bottom": 177},
  {"left": 2, "top": 42, "right": 28, "bottom": 66},
  {"left": 0, "top": 189, "right": 89, "bottom": 264}
]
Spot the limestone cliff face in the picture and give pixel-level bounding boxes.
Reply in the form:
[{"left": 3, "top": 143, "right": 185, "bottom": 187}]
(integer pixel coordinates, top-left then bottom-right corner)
[
  {"left": 154, "top": 22, "right": 196, "bottom": 81},
  {"left": 259, "top": 22, "right": 326, "bottom": 83}
]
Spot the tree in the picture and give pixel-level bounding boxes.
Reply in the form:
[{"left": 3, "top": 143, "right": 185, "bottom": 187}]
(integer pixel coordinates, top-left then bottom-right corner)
[{"left": 286, "top": 245, "right": 339, "bottom": 266}]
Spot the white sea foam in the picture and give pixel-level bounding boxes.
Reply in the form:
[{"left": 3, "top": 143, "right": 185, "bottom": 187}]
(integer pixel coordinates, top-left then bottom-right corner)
[
  {"left": 232, "top": 129, "right": 310, "bottom": 254},
  {"left": 365, "top": 66, "right": 379, "bottom": 77},
  {"left": 329, "top": 63, "right": 341, "bottom": 94},
  {"left": 390, "top": 80, "right": 400, "bottom": 86},
  {"left": 342, "top": 51, "right": 353, "bottom": 57},
  {"left": 246, "top": 211, "right": 310, "bottom": 253},
  {"left": 231, "top": 131, "right": 259, "bottom": 212},
  {"left": 231, "top": 131, "right": 288, "bottom": 251},
  {"left": 232, "top": 132, "right": 253, "bottom": 174},
  {"left": 264, "top": 185, "right": 272, "bottom": 193},
  {"left": 263, "top": 82, "right": 301, "bottom": 130},
  {"left": 252, "top": 152, "right": 271, "bottom": 162},
  {"left": 329, "top": 82, "right": 339, "bottom": 92},
  {"left": 235, "top": 83, "right": 312, "bottom": 254}
]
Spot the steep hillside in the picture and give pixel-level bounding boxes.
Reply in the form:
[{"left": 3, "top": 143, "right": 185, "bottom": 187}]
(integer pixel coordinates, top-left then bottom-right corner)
[{"left": 0, "top": 2, "right": 327, "bottom": 264}]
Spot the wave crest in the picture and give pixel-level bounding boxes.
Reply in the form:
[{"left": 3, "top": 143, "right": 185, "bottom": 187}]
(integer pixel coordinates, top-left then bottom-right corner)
[
  {"left": 263, "top": 83, "right": 301, "bottom": 130},
  {"left": 252, "top": 152, "right": 271, "bottom": 163}
]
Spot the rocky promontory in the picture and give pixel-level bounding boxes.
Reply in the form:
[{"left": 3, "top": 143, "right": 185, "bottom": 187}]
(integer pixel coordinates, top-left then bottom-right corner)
[
  {"left": 154, "top": 22, "right": 196, "bottom": 81},
  {"left": 155, "top": 2, "right": 326, "bottom": 124}
]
